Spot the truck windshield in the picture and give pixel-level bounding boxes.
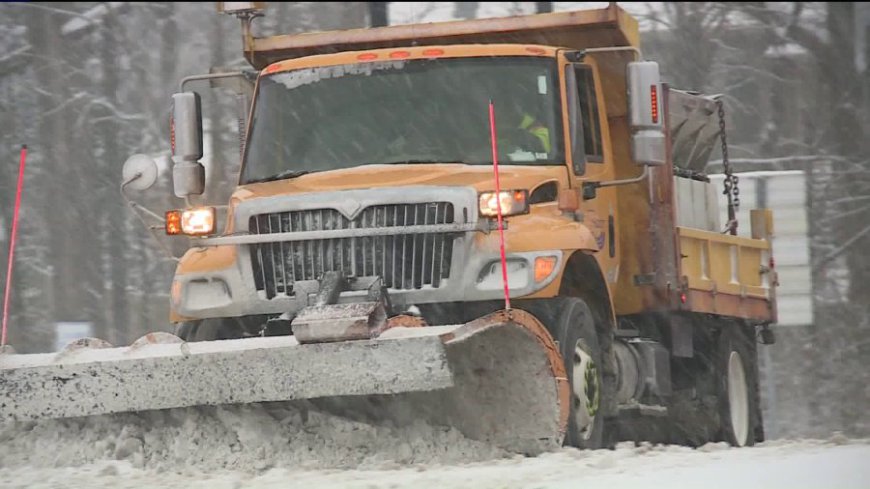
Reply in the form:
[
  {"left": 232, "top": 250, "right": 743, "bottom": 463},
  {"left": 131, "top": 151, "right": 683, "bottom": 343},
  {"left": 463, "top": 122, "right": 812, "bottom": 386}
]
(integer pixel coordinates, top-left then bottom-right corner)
[{"left": 242, "top": 56, "right": 563, "bottom": 184}]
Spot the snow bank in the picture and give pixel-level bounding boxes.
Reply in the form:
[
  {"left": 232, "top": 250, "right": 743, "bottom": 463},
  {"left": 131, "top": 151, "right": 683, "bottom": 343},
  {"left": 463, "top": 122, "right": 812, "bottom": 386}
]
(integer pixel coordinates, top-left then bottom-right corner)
[
  {"left": 2, "top": 403, "right": 867, "bottom": 489},
  {"left": 0, "top": 401, "right": 505, "bottom": 472}
]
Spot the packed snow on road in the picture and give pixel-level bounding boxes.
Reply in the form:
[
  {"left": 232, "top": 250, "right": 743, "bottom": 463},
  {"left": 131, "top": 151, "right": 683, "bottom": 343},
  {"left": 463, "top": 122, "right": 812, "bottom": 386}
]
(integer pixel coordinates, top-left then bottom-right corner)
[{"left": 0, "top": 403, "right": 866, "bottom": 489}]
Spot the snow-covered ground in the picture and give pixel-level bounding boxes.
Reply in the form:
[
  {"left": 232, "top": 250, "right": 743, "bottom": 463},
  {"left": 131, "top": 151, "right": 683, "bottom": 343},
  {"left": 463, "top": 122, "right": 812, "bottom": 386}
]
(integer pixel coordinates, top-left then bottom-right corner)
[
  {"left": 0, "top": 402, "right": 866, "bottom": 489},
  {"left": 1, "top": 438, "right": 867, "bottom": 489}
]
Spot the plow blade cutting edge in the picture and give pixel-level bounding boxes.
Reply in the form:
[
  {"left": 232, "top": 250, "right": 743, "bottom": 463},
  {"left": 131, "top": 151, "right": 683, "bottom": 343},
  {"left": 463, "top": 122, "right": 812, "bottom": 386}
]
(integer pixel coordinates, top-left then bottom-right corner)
[{"left": 0, "top": 310, "right": 569, "bottom": 454}]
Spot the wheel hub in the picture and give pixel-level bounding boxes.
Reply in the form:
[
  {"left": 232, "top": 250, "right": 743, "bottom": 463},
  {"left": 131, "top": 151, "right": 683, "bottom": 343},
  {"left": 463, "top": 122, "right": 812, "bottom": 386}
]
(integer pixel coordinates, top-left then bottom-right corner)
[{"left": 572, "top": 340, "right": 599, "bottom": 440}]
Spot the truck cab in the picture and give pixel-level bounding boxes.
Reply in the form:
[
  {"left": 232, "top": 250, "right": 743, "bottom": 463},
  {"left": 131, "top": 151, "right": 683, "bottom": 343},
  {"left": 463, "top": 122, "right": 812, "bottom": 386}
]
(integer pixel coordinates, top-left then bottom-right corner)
[{"left": 171, "top": 43, "right": 612, "bottom": 325}]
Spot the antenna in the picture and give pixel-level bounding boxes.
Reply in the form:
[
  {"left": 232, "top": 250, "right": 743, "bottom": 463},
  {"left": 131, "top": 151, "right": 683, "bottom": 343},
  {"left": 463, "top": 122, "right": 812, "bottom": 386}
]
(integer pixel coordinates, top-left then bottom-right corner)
[{"left": 488, "top": 101, "right": 511, "bottom": 310}]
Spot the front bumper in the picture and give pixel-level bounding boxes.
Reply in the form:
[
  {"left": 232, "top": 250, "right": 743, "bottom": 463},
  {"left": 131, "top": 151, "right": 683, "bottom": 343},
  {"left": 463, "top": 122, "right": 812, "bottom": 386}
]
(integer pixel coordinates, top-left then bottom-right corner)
[{"left": 171, "top": 186, "right": 563, "bottom": 320}]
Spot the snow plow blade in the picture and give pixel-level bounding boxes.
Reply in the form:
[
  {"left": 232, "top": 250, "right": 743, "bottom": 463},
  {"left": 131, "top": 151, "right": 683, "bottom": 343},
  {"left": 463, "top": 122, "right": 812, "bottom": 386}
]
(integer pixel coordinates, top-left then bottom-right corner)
[{"left": 0, "top": 310, "right": 568, "bottom": 454}]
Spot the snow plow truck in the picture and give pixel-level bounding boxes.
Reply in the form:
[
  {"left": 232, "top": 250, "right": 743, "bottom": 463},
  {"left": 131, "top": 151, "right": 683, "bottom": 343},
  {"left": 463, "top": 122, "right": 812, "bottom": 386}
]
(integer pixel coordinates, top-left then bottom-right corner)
[{"left": 1, "top": 2, "right": 778, "bottom": 452}]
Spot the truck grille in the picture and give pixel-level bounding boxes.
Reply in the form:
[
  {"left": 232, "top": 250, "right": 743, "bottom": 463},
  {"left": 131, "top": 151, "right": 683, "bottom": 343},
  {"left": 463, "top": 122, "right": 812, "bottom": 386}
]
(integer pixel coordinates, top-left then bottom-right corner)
[{"left": 248, "top": 203, "right": 456, "bottom": 298}]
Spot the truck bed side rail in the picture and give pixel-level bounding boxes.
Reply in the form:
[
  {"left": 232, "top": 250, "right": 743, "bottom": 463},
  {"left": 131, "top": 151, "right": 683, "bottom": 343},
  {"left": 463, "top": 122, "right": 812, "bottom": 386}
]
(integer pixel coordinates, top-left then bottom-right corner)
[{"left": 677, "top": 222, "right": 776, "bottom": 322}]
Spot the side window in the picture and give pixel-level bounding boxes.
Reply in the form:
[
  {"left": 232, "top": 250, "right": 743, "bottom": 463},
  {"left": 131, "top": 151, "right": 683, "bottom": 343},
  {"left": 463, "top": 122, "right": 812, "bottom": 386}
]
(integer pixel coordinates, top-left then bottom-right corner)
[{"left": 574, "top": 65, "right": 604, "bottom": 163}]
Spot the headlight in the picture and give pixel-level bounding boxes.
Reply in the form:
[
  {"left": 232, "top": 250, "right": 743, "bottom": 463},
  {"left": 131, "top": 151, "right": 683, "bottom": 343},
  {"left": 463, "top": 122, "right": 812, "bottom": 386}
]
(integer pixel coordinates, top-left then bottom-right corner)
[
  {"left": 478, "top": 190, "right": 529, "bottom": 217},
  {"left": 165, "top": 207, "right": 216, "bottom": 236}
]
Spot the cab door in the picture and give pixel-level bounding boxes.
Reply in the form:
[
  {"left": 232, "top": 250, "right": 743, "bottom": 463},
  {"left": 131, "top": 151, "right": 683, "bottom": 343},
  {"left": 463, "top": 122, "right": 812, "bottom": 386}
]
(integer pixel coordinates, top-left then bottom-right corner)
[{"left": 559, "top": 53, "right": 620, "bottom": 286}]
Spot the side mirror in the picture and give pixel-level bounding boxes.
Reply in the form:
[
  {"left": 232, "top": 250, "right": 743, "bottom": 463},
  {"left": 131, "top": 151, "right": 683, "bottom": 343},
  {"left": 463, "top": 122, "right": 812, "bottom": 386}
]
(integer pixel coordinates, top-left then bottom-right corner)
[
  {"left": 627, "top": 61, "right": 666, "bottom": 166},
  {"left": 170, "top": 92, "right": 205, "bottom": 197},
  {"left": 121, "top": 154, "right": 159, "bottom": 191}
]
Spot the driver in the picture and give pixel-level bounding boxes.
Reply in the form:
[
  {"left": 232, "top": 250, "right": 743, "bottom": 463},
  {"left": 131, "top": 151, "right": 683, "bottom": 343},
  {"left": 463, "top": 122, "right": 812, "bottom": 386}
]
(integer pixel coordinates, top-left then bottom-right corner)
[
  {"left": 518, "top": 110, "right": 551, "bottom": 153},
  {"left": 499, "top": 101, "right": 551, "bottom": 156}
]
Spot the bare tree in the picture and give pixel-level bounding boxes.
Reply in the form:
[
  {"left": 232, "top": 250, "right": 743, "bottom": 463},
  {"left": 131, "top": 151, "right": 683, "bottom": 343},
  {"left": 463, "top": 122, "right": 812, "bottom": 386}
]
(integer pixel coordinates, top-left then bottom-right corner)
[
  {"left": 369, "top": 2, "right": 388, "bottom": 27},
  {"left": 535, "top": 2, "right": 553, "bottom": 14}
]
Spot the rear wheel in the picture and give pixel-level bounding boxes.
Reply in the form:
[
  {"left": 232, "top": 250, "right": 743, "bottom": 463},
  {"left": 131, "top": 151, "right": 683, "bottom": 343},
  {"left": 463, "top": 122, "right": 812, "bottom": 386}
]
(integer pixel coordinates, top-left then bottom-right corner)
[
  {"left": 549, "top": 297, "right": 606, "bottom": 448},
  {"left": 716, "top": 324, "right": 760, "bottom": 447}
]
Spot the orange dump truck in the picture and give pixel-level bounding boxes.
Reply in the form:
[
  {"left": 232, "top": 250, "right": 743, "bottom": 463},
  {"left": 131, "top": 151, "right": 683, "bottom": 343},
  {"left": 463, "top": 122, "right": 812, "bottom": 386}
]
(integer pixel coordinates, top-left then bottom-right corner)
[{"left": 1, "top": 3, "right": 777, "bottom": 453}]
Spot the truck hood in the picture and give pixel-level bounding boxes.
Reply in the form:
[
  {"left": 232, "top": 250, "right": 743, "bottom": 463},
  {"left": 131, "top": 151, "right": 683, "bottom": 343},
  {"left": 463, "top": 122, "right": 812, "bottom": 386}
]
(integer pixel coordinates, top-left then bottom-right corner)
[{"left": 231, "top": 164, "right": 569, "bottom": 202}]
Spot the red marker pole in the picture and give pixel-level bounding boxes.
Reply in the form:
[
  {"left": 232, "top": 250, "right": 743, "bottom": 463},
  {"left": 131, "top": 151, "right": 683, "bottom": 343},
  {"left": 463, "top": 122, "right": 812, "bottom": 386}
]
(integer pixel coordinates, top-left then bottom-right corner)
[
  {"left": 2, "top": 145, "right": 27, "bottom": 346},
  {"left": 488, "top": 101, "right": 511, "bottom": 310}
]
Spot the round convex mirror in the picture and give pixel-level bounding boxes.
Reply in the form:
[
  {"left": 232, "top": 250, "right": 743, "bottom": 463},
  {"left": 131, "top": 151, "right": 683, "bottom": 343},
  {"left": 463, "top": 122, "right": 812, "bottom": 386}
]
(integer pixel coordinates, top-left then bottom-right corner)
[{"left": 122, "top": 154, "right": 159, "bottom": 191}]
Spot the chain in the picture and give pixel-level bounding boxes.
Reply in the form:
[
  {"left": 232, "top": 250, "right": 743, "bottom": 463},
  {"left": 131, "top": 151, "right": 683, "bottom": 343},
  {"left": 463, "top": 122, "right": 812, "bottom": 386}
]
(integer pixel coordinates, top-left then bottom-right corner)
[{"left": 717, "top": 99, "right": 739, "bottom": 235}]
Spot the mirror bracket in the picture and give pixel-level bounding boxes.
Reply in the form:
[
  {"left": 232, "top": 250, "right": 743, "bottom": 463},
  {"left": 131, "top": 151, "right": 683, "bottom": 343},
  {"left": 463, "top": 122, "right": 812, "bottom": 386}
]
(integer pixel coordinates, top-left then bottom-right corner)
[{"left": 582, "top": 182, "right": 599, "bottom": 201}]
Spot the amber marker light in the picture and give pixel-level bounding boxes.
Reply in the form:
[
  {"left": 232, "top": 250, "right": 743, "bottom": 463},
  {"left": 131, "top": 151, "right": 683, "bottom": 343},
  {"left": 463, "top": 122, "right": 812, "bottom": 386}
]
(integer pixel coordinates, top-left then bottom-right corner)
[
  {"left": 170, "top": 280, "right": 182, "bottom": 306},
  {"left": 534, "top": 256, "right": 558, "bottom": 282},
  {"left": 165, "top": 210, "right": 182, "bottom": 235}
]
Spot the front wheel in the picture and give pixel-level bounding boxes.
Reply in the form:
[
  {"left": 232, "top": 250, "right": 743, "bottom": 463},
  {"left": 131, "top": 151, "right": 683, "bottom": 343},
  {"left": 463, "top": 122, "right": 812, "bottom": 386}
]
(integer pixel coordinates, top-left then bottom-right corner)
[
  {"left": 175, "top": 318, "right": 245, "bottom": 342},
  {"left": 550, "top": 297, "right": 606, "bottom": 448}
]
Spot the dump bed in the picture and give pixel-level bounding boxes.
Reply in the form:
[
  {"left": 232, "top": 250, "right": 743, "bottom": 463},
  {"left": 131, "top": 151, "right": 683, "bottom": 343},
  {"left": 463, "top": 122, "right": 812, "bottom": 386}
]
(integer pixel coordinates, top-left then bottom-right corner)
[
  {"left": 245, "top": 4, "right": 639, "bottom": 69},
  {"left": 658, "top": 88, "right": 777, "bottom": 322}
]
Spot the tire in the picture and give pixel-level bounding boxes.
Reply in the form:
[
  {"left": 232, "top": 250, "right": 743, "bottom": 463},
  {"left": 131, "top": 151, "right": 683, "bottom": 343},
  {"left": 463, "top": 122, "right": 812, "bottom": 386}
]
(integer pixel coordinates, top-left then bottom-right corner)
[
  {"left": 548, "top": 297, "right": 606, "bottom": 449},
  {"left": 176, "top": 318, "right": 244, "bottom": 342},
  {"left": 715, "top": 324, "right": 761, "bottom": 447},
  {"left": 175, "top": 321, "right": 195, "bottom": 340}
]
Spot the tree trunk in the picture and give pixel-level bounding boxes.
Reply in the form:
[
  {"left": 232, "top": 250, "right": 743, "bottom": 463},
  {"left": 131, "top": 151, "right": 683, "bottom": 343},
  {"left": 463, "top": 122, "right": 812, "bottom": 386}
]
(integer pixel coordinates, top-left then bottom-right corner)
[
  {"left": 454, "top": 2, "right": 479, "bottom": 19},
  {"left": 99, "top": 9, "right": 129, "bottom": 345},
  {"left": 369, "top": 2, "right": 388, "bottom": 27},
  {"left": 535, "top": 2, "right": 553, "bottom": 14},
  {"left": 29, "top": 8, "right": 93, "bottom": 347}
]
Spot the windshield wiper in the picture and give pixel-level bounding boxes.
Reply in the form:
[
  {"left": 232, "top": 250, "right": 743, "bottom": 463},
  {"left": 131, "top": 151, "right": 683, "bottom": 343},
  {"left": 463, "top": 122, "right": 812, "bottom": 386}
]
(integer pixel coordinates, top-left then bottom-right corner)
[{"left": 245, "top": 169, "right": 316, "bottom": 184}]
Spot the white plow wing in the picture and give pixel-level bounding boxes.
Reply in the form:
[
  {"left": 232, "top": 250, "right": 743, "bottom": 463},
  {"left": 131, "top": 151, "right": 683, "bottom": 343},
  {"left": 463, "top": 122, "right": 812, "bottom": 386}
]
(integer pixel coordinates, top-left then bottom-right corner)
[{"left": 0, "top": 334, "right": 452, "bottom": 421}]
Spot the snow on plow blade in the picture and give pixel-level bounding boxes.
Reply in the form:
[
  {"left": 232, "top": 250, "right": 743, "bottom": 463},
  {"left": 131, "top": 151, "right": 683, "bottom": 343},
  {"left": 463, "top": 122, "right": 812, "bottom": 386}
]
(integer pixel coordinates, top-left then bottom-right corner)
[
  {"left": 0, "top": 310, "right": 568, "bottom": 454},
  {"left": 0, "top": 333, "right": 451, "bottom": 420}
]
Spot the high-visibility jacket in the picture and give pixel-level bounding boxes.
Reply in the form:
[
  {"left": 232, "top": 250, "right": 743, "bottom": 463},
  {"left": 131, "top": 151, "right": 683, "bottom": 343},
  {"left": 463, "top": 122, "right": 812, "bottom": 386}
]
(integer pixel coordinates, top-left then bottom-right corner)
[{"left": 519, "top": 114, "right": 551, "bottom": 152}]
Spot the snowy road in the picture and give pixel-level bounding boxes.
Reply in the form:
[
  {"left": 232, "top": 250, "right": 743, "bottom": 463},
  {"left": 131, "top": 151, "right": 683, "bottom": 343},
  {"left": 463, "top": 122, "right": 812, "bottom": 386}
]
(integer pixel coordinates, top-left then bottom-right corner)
[
  {"left": 2, "top": 438, "right": 867, "bottom": 489},
  {"left": 1, "top": 404, "right": 865, "bottom": 488}
]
